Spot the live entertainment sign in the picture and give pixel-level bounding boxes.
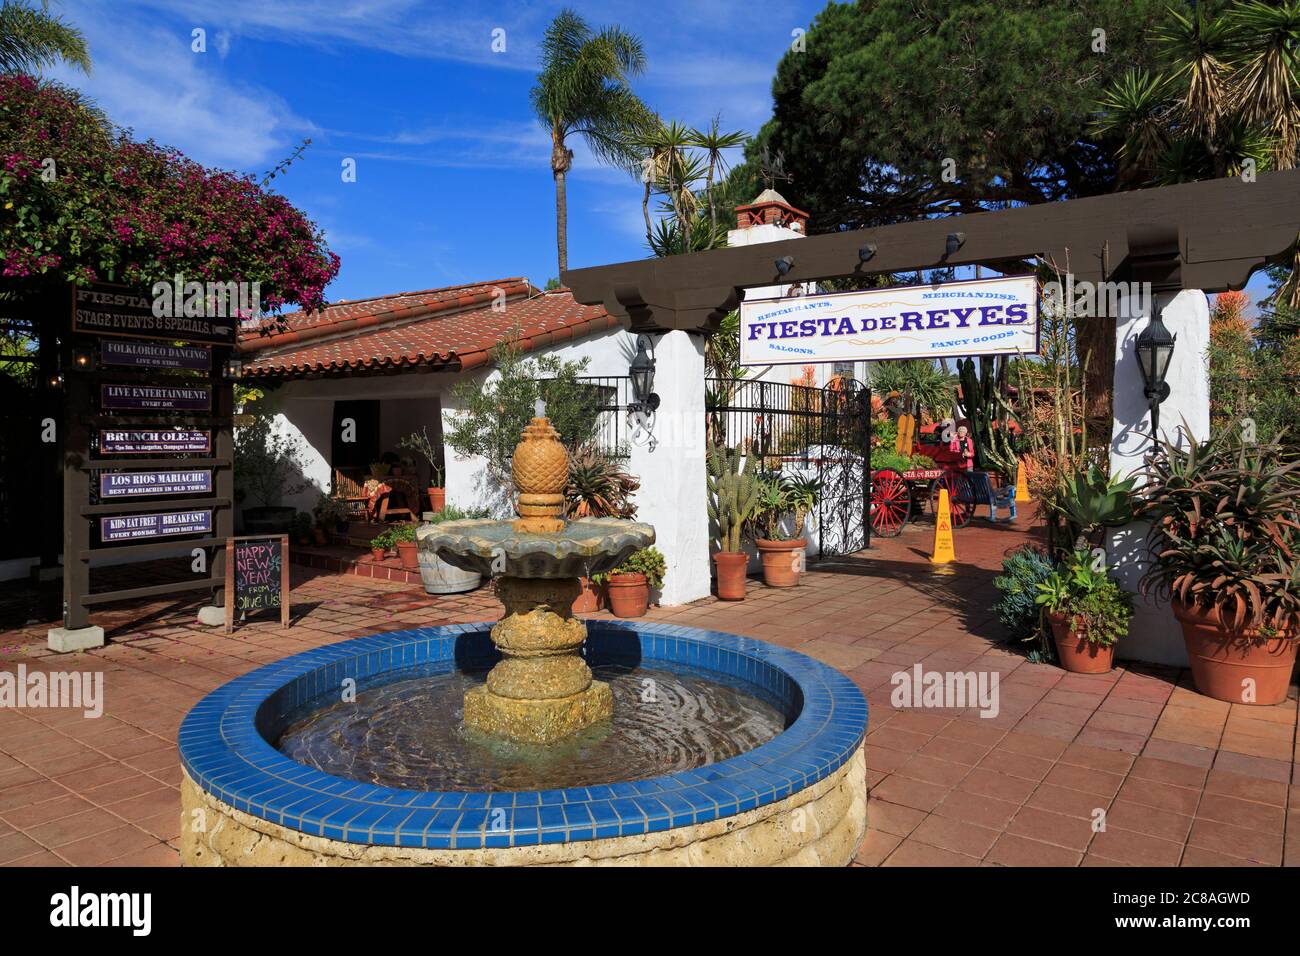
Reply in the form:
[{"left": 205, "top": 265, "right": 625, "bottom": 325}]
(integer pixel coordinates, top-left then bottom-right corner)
[
  {"left": 73, "top": 283, "right": 237, "bottom": 344},
  {"left": 100, "top": 509, "right": 212, "bottom": 542},
  {"left": 100, "top": 470, "right": 212, "bottom": 498},
  {"left": 101, "top": 384, "right": 210, "bottom": 412},
  {"left": 739, "top": 275, "right": 1039, "bottom": 366},
  {"left": 101, "top": 340, "right": 211, "bottom": 371},
  {"left": 99, "top": 429, "right": 210, "bottom": 454}
]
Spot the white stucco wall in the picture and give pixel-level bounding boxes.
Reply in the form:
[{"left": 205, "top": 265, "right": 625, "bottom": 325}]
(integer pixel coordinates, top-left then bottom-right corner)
[{"left": 1105, "top": 288, "right": 1212, "bottom": 667}]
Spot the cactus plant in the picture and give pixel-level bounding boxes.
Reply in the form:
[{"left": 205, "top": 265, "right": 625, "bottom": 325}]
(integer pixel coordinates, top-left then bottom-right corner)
[{"left": 707, "top": 441, "right": 760, "bottom": 552}]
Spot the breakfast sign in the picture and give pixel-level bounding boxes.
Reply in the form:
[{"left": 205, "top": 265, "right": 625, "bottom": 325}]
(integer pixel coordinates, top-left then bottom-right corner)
[{"left": 738, "top": 275, "right": 1039, "bottom": 366}]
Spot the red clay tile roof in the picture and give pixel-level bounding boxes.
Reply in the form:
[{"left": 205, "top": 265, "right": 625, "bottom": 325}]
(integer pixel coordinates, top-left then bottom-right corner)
[{"left": 238, "top": 279, "right": 617, "bottom": 378}]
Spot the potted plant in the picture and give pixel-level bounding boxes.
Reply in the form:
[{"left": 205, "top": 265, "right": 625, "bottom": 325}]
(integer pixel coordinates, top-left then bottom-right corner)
[
  {"left": 566, "top": 444, "right": 639, "bottom": 611},
  {"left": 1138, "top": 428, "right": 1300, "bottom": 704},
  {"left": 290, "top": 511, "right": 314, "bottom": 548},
  {"left": 312, "top": 494, "right": 349, "bottom": 539},
  {"left": 369, "top": 531, "right": 390, "bottom": 563},
  {"left": 751, "top": 474, "right": 820, "bottom": 588},
  {"left": 234, "top": 413, "right": 310, "bottom": 532},
  {"left": 414, "top": 505, "right": 490, "bottom": 594},
  {"left": 603, "top": 547, "right": 666, "bottom": 618},
  {"left": 390, "top": 523, "right": 419, "bottom": 571},
  {"left": 398, "top": 427, "right": 447, "bottom": 513},
  {"left": 707, "top": 442, "right": 760, "bottom": 600},
  {"left": 1034, "top": 549, "right": 1133, "bottom": 673}
]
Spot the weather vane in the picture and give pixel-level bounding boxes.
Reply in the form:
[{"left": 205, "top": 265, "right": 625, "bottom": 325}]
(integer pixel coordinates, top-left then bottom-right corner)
[{"left": 757, "top": 145, "right": 793, "bottom": 191}]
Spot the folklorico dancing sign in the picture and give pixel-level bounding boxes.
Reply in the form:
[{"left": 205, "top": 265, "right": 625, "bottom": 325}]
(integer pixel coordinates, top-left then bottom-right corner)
[{"left": 739, "top": 275, "right": 1038, "bottom": 366}]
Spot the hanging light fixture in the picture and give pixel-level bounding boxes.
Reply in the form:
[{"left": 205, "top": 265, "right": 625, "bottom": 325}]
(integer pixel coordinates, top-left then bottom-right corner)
[
  {"left": 628, "top": 336, "right": 659, "bottom": 412},
  {"left": 1134, "top": 306, "right": 1176, "bottom": 440}
]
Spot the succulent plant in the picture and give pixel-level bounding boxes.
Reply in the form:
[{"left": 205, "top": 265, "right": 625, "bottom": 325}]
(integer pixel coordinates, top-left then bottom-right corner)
[
  {"left": 565, "top": 444, "right": 639, "bottom": 518},
  {"left": 1138, "top": 423, "right": 1300, "bottom": 633},
  {"left": 707, "top": 441, "right": 759, "bottom": 552},
  {"left": 1060, "top": 462, "right": 1136, "bottom": 548}
]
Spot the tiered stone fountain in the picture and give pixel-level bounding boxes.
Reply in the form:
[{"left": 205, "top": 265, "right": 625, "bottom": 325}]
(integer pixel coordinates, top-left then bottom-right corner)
[
  {"left": 178, "top": 405, "right": 868, "bottom": 866},
  {"left": 421, "top": 403, "right": 653, "bottom": 743}
]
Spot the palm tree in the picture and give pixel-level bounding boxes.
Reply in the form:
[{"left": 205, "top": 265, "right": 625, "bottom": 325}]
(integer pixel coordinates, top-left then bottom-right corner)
[
  {"left": 0, "top": 0, "right": 90, "bottom": 75},
  {"left": 530, "top": 9, "right": 650, "bottom": 275},
  {"left": 688, "top": 116, "right": 746, "bottom": 236}
]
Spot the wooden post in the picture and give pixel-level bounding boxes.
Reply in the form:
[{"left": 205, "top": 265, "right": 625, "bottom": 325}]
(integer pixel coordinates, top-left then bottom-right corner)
[
  {"left": 224, "top": 538, "right": 234, "bottom": 634},
  {"left": 280, "top": 533, "right": 290, "bottom": 628},
  {"left": 60, "top": 333, "right": 91, "bottom": 631}
]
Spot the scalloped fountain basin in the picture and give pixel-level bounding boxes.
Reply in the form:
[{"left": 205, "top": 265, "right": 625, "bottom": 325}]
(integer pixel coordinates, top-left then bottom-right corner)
[
  {"left": 178, "top": 622, "right": 870, "bottom": 866},
  {"left": 416, "top": 517, "right": 656, "bottom": 579}
]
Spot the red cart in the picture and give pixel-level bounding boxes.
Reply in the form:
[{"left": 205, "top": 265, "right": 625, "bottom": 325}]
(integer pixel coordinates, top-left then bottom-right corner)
[{"left": 869, "top": 439, "right": 980, "bottom": 538}]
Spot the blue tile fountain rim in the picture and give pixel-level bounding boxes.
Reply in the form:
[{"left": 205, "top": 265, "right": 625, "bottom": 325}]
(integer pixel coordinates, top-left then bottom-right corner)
[{"left": 178, "top": 621, "right": 868, "bottom": 851}]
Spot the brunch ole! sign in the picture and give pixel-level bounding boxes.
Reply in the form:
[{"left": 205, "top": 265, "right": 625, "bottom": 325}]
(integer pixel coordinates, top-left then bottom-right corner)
[{"left": 739, "top": 275, "right": 1038, "bottom": 366}]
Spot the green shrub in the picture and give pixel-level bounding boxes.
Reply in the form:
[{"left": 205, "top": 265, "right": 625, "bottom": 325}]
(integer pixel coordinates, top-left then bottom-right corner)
[
  {"left": 1035, "top": 550, "right": 1133, "bottom": 647},
  {"left": 994, "top": 545, "right": 1054, "bottom": 647},
  {"left": 607, "top": 547, "right": 667, "bottom": 589}
]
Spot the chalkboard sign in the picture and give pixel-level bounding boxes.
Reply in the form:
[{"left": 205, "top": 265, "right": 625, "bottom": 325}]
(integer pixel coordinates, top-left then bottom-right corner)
[{"left": 224, "top": 535, "right": 290, "bottom": 632}]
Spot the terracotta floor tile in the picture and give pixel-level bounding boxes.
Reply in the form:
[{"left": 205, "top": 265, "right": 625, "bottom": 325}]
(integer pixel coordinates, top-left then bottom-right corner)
[
  {"left": 882, "top": 838, "right": 980, "bottom": 867},
  {"left": 1180, "top": 845, "right": 1266, "bottom": 867},
  {"left": 996, "top": 731, "right": 1069, "bottom": 760},
  {"left": 1059, "top": 741, "right": 1136, "bottom": 775},
  {"left": 1088, "top": 827, "right": 1183, "bottom": 866},
  {"left": 1041, "top": 763, "right": 1125, "bottom": 800},
  {"left": 910, "top": 813, "right": 999, "bottom": 858},
  {"left": 869, "top": 776, "right": 950, "bottom": 813},
  {"left": 1026, "top": 783, "right": 1110, "bottom": 820},
  {"left": 977, "top": 749, "right": 1054, "bottom": 782},
  {"left": 1115, "top": 776, "right": 1201, "bottom": 816},
  {"left": 25, "top": 807, "right": 122, "bottom": 849},
  {"left": 1006, "top": 805, "right": 1095, "bottom": 851},
  {"left": 985, "top": 832, "right": 1082, "bottom": 867},
  {"left": 855, "top": 828, "right": 903, "bottom": 866},
  {"left": 1193, "top": 792, "right": 1286, "bottom": 834},
  {"left": 1129, "top": 755, "right": 1209, "bottom": 789},
  {"left": 895, "top": 754, "right": 972, "bottom": 788},
  {"left": 866, "top": 798, "right": 928, "bottom": 837},
  {"left": 1104, "top": 798, "right": 1194, "bottom": 844},
  {"left": 1186, "top": 818, "right": 1282, "bottom": 866},
  {"left": 56, "top": 825, "right": 159, "bottom": 867}
]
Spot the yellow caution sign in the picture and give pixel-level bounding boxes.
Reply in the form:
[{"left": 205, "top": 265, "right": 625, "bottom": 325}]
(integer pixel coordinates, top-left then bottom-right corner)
[
  {"left": 1014, "top": 459, "right": 1032, "bottom": 504},
  {"left": 931, "top": 487, "right": 955, "bottom": 564}
]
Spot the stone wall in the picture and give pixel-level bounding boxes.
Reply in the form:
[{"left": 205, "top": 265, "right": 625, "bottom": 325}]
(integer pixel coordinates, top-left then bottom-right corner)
[{"left": 180, "top": 744, "right": 867, "bottom": 867}]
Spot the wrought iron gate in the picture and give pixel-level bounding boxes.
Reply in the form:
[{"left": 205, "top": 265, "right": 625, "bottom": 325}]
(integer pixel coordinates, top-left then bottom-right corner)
[{"left": 706, "top": 377, "right": 871, "bottom": 556}]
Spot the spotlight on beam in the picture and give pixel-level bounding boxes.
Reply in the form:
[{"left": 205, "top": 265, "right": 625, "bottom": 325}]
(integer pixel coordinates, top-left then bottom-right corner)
[
  {"left": 945, "top": 232, "right": 966, "bottom": 256},
  {"left": 858, "top": 244, "right": 877, "bottom": 263},
  {"left": 774, "top": 255, "right": 795, "bottom": 276}
]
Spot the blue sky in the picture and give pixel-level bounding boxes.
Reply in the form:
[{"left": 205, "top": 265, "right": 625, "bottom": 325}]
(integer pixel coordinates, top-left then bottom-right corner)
[
  {"left": 52, "top": 0, "right": 825, "bottom": 303},
  {"left": 48, "top": 0, "right": 1268, "bottom": 312}
]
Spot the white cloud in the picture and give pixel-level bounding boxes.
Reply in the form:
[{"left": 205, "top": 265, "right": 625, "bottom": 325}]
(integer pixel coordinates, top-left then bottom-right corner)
[{"left": 55, "top": 3, "right": 311, "bottom": 170}]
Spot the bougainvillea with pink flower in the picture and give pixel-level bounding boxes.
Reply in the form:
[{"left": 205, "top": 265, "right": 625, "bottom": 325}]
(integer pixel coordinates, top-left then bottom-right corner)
[{"left": 0, "top": 75, "right": 338, "bottom": 313}]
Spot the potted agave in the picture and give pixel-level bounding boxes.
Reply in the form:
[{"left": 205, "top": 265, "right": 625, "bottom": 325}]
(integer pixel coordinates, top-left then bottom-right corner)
[
  {"left": 602, "top": 547, "right": 666, "bottom": 618},
  {"left": 708, "top": 442, "right": 760, "bottom": 600},
  {"left": 1139, "top": 428, "right": 1300, "bottom": 705},
  {"left": 752, "top": 474, "right": 820, "bottom": 587},
  {"left": 1034, "top": 549, "right": 1133, "bottom": 673},
  {"left": 565, "top": 444, "right": 639, "bottom": 613}
]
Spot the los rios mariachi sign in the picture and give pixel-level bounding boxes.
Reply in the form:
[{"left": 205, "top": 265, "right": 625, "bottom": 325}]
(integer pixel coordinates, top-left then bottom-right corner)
[{"left": 739, "top": 275, "right": 1038, "bottom": 367}]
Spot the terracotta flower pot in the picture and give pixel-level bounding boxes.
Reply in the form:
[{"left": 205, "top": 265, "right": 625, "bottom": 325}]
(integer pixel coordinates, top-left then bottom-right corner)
[
  {"left": 1048, "top": 612, "right": 1116, "bottom": 674},
  {"left": 312, "top": 528, "right": 328, "bottom": 546},
  {"left": 713, "top": 551, "right": 749, "bottom": 601},
  {"left": 607, "top": 572, "right": 650, "bottom": 618},
  {"left": 756, "top": 538, "right": 806, "bottom": 588},
  {"left": 1173, "top": 600, "right": 1299, "bottom": 706},
  {"left": 428, "top": 487, "right": 446, "bottom": 513},
  {"left": 395, "top": 540, "right": 419, "bottom": 572},
  {"left": 572, "top": 576, "right": 606, "bottom": 613},
  {"left": 370, "top": 548, "right": 386, "bottom": 562}
]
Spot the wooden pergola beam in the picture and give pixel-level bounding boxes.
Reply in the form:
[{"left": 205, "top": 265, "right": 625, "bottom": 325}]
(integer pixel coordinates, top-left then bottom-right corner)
[{"left": 562, "top": 171, "right": 1300, "bottom": 333}]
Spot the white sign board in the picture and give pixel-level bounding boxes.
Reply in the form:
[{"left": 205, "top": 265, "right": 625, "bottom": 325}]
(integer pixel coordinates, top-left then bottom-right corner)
[{"left": 739, "top": 275, "right": 1038, "bottom": 366}]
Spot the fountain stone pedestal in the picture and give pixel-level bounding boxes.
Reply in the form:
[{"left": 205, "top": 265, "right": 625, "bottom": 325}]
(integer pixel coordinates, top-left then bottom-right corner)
[
  {"left": 463, "top": 575, "right": 613, "bottom": 743},
  {"left": 421, "top": 412, "right": 653, "bottom": 744}
]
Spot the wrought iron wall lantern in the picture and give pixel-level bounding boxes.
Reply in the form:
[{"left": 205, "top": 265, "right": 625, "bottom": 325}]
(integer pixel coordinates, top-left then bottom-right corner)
[{"left": 1135, "top": 306, "right": 1176, "bottom": 441}]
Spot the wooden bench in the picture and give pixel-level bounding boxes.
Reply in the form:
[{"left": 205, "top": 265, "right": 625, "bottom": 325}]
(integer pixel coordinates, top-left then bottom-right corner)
[{"left": 968, "top": 470, "right": 1017, "bottom": 523}]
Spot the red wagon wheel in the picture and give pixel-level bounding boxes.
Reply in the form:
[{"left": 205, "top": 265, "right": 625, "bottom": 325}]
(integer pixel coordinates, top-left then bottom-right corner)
[
  {"left": 870, "top": 468, "right": 911, "bottom": 537},
  {"left": 928, "top": 471, "right": 975, "bottom": 528}
]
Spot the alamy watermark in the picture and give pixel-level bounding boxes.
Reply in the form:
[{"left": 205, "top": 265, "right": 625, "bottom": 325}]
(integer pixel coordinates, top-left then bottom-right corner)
[
  {"left": 1041, "top": 277, "right": 1150, "bottom": 319},
  {"left": 0, "top": 665, "right": 103, "bottom": 718},
  {"left": 151, "top": 274, "right": 261, "bottom": 322},
  {"left": 890, "top": 664, "right": 999, "bottom": 718}
]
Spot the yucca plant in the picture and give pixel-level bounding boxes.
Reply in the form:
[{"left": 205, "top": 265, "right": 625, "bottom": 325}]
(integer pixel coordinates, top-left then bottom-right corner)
[
  {"left": 1138, "top": 423, "right": 1300, "bottom": 633},
  {"left": 565, "top": 444, "right": 639, "bottom": 518}
]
